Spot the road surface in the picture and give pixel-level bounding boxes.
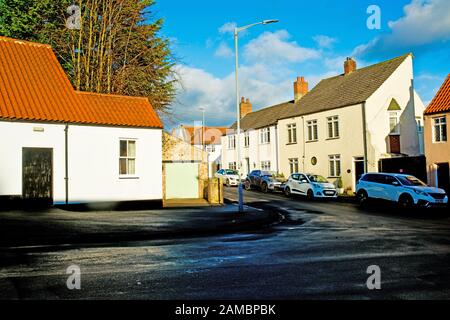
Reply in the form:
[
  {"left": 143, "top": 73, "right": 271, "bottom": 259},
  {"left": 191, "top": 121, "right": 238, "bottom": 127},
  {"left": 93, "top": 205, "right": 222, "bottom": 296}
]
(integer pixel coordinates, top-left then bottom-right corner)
[{"left": 1, "top": 187, "right": 450, "bottom": 299}]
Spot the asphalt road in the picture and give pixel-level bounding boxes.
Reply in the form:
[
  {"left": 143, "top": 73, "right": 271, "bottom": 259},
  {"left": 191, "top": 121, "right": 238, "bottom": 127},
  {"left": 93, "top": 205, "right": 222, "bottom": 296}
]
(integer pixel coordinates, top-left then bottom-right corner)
[{"left": 1, "top": 187, "right": 450, "bottom": 299}]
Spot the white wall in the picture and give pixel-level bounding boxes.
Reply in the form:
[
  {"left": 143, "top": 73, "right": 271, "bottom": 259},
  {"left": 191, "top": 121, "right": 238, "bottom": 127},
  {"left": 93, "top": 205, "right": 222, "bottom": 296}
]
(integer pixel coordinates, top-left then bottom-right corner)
[
  {"left": 0, "top": 121, "right": 162, "bottom": 204},
  {"left": 221, "top": 125, "right": 279, "bottom": 177},
  {"left": 365, "top": 54, "right": 423, "bottom": 171}
]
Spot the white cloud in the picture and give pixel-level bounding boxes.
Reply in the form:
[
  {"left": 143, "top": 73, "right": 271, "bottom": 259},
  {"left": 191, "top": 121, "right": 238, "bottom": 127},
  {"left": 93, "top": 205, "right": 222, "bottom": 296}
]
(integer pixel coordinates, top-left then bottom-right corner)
[
  {"left": 218, "top": 22, "right": 237, "bottom": 34},
  {"left": 243, "top": 30, "right": 321, "bottom": 63},
  {"left": 313, "top": 35, "right": 338, "bottom": 49},
  {"left": 355, "top": 0, "right": 450, "bottom": 56},
  {"left": 214, "top": 42, "right": 234, "bottom": 58}
]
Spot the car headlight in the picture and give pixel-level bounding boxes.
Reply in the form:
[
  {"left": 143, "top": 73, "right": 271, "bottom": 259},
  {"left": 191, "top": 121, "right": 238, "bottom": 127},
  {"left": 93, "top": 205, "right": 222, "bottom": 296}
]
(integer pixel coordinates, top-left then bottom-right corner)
[{"left": 413, "top": 189, "right": 429, "bottom": 196}]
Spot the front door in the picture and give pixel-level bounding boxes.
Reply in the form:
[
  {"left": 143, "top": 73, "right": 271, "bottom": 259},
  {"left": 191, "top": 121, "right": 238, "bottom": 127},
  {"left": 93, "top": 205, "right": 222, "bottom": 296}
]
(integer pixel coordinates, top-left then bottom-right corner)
[
  {"left": 22, "top": 148, "right": 53, "bottom": 204},
  {"left": 437, "top": 163, "right": 450, "bottom": 194},
  {"left": 354, "top": 157, "right": 365, "bottom": 190}
]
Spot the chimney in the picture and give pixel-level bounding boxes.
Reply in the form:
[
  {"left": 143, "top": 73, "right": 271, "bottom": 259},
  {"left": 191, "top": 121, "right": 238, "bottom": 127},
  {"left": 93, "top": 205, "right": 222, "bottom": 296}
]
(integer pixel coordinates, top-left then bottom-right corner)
[
  {"left": 294, "top": 76, "right": 308, "bottom": 102},
  {"left": 344, "top": 57, "right": 357, "bottom": 75},
  {"left": 240, "top": 97, "right": 252, "bottom": 119}
]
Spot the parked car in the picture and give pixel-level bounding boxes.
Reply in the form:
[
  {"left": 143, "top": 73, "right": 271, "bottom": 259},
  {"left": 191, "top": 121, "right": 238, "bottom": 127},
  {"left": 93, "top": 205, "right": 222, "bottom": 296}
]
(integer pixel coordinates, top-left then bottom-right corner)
[
  {"left": 356, "top": 173, "right": 448, "bottom": 208},
  {"left": 215, "top": 169, "right": 240, "bottom": 187},
  {"left": 244, "top": 170, "right": 284, "bottom": 193},
  {"left": 284, "top": 173, "right": 338, "bottom": 199}
]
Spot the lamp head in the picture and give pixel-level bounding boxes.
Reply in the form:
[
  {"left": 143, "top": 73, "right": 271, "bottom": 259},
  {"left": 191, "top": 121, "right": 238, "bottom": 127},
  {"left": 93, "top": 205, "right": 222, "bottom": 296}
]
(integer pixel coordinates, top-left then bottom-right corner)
[{"left": 262, "top": 19, "right": 279, "bottom": 25}]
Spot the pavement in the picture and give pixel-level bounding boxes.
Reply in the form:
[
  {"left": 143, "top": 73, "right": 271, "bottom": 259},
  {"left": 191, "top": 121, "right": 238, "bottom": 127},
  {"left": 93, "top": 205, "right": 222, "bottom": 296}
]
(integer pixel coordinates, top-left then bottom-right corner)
[
  {"left": 1, "top": 188, "right": 450, "bottom": 299},
  {"left": 0, "top": 204, "right": 281, "bottom": 248}
]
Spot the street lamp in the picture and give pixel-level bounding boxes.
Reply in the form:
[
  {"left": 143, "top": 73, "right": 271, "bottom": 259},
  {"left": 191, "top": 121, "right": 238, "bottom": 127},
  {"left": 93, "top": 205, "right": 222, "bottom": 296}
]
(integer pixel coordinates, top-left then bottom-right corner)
[
  {"left": 199, "top": 107, "right": 206, "bottom": 151},
  {"left": 234, "top": 19, "right": 279, "bottom": 213}
]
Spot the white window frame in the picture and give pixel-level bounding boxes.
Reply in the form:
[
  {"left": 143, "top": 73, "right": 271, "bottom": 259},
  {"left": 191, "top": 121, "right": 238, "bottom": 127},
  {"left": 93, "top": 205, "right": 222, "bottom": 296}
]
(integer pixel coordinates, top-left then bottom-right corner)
[
  {"left": 289, "top": 158, "right": 299, "bottom": 174},
  {"left": 228, "top": 162, "right": 237, "bottom": 171},
  {"left": 327, "top": 116, "right": 340, "bottom": 139},
  {"left": 328, "top": 154, "right": 341, "bottom": 178},
  {"left": 260, "top": 127, "right": 270, "bottom": 144},
  {"left": 389, "top": 112, "right": 400, "bottom": 135},
  {"left": 261, "top": 161, "right": 271, "bottom": 171},
  {"left": 244, "top": 131, "right": 250, "bottom": 148},
  {"left": 306, "top": 120, "right": 318, "bottom": 141},
  {"left": 228, "top": 135, "right": 236, "bottom": 149},
  {"left": 287, "top": 123, "right": 297, "bottom": 144},
  {"left": 119, "top": 139, "right": 137, "bottom": 176},
  {"left": 433, "top": 116, "right": 447, "bottom": 143}
]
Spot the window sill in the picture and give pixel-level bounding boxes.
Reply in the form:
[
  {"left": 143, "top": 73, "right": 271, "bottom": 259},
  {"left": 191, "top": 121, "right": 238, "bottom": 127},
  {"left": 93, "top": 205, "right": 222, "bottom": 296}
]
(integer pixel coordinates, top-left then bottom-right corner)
[
  {"left": 389, "top": 133, "right": 400, "bottom": 136},
  {"left": 119, "top": 176, "right": 140, "bottom": 180},
  {"left": 260, "top": 142, "right": 271, "bottom": 145},
  {"left": 305, "top": 140, "right": 318, "bottom": 143},
  {"left": 286, "top": 142, "right": 298, "bottom": 145},
  {"left": 326, "top": 137, "right": 340, "bottom": 141},
  {"left": 433, "top": 141, "right": 448, "bottom": 144}
]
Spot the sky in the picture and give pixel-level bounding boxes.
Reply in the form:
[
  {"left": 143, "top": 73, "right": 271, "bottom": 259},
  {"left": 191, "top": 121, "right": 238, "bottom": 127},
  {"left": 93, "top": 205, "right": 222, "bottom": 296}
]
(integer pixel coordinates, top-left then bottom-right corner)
[{"left": 152, "top": 0, "right": 450, "bottom": 128}]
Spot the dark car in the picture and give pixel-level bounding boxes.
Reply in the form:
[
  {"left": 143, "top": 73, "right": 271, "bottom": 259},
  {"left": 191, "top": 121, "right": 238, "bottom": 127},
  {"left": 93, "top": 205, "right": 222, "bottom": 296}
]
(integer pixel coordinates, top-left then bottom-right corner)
[{"left": 244, "top": 170, "right": 284, "bottom": 193}]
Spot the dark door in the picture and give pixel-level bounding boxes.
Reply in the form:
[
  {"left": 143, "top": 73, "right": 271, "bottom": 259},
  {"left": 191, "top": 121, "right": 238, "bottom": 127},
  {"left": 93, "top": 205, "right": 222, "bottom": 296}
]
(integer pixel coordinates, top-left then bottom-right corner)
[
  {"left": 437, "top": 163, "right": 450, "bottom": 194},
  {"left": 354, "top": 159, "right": 365, "bottom": 183},
  {"left": 22, "top": 148, "right": 53, "bottom": 205}
]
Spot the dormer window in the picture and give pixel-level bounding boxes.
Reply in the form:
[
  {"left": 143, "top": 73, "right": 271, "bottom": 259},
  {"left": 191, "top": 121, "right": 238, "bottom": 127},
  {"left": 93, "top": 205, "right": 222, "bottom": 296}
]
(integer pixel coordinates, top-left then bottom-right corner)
[{"left": 389, "top": 112, "right": 400, "bottom": 135}]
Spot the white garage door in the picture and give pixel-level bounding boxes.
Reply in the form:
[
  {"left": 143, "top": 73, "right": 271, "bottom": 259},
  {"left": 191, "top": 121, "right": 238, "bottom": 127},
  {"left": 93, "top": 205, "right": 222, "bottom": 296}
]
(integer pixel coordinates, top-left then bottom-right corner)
[{"left": 165, "top": 163, "right": 199, "bottom": 199}]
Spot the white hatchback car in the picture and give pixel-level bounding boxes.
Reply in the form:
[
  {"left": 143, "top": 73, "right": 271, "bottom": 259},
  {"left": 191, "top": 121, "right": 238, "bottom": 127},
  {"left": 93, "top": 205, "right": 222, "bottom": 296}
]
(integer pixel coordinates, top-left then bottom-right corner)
[
  {"left": 356, "top": 173, "right": 448, "bottom": 208},
  {"left": 284, "top": 173, "right": 338, "bottom": 199},
  {"left": 215, "top": 169, "right": 240, "bottom": 187}
]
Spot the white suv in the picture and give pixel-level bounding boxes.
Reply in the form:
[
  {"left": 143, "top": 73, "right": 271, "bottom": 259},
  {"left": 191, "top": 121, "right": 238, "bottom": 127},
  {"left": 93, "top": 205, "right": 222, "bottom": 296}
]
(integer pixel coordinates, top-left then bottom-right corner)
[
  {"left": 284, "top": 173, "right": 338, "bottom": 199},
  {"left": 356, "top": 173, "right": 448, "bottom": 208}
]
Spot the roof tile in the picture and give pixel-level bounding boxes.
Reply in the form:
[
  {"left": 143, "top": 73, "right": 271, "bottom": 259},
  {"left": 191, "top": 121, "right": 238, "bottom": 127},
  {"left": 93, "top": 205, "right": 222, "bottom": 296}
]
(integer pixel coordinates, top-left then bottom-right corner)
[{"left": 424, "top": 74, "right": 450, "bottom": 115}]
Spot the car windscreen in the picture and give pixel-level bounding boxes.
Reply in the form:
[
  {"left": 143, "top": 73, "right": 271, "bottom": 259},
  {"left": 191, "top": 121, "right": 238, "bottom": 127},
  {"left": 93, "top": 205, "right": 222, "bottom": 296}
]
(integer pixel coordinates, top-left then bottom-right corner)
[
  {"left": 261, "top": 171, "right": 275, "bottom": 177},
  {"left": 397, "top": 176, "right": 426, "bottom": 187},
  {"left": 307, "top": 175, "right": 328, "bottom": 183},
  {"left": 224, "top": 170, "right": 238, "bottom": 175}
]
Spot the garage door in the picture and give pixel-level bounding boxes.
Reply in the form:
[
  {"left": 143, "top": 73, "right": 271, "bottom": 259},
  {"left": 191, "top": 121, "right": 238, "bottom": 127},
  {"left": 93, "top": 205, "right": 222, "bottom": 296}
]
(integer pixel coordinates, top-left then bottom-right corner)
[{"left": 165, "top": 163, "right": 199, "bottom": 199}]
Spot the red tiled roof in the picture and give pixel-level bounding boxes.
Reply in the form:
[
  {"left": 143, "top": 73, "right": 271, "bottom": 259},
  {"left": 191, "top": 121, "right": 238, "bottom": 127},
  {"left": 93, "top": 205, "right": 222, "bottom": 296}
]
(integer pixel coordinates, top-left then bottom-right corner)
[
  {"left": 424, "top": 74, "right": 450, "bottom": 115},
  {"left": 0, "top": 36, "right": 163, "bottom": 128},
  {"left": 180, "top": 126, "right": 227, "bottom": 145}
]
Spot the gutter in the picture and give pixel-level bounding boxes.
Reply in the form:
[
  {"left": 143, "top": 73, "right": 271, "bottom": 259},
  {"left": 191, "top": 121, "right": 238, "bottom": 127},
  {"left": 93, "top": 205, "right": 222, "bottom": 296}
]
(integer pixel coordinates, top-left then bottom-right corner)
[
  {"left": 64, "top": 123, "right": 69, "bottom": 205},
  {"left": 361, "top": 102, "right": 369, "bottom": 173}
]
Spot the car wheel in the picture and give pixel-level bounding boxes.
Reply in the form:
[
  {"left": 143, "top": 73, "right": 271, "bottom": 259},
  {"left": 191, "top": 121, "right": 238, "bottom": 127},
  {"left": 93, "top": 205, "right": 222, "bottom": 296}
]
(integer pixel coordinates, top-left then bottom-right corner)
[
  {"left": 244, "top": 180, "right": 251, "bottom": 190},
  {"left": 285, "top": 187, "right": 291, "bottom": 197},
  {"left": 398, "top": 194, "right": 414, "bottom": 210},
  {"left": 307, "top": 189, "right": 314, "bottom": 200},
  {"left": 261, "top": 183, "right": 268, "bottom": 193},
  {"left": 357, "top": 190, "right": 368, "bottom": 207}
]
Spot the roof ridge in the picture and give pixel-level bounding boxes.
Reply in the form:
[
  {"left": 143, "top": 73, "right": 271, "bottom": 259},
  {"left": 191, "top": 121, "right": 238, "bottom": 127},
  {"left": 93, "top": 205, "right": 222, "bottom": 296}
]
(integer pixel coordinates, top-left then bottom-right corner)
[
  {"left": 0, "top": 36, "right": 53, "bottom": 49},
  {"left": 75, "top": 91, "right": 149, "bottom": 101}
]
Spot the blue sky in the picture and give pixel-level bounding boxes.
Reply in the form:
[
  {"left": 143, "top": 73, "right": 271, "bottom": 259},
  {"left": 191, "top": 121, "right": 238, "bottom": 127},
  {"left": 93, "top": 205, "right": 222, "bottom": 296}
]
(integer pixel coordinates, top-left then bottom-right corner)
[{"left": 153, "top": 0, "right": 450, "bottom": 128}]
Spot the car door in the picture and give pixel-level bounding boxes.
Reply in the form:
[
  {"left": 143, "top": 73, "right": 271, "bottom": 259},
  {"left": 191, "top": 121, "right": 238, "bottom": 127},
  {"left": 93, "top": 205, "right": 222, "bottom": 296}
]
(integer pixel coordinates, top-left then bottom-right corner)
[
  {"left": 289, "top": 174, "right": 301, "bottom": 193},
  {"left": 297, "top": 174, "right": 309, "bottom": 195},
  {"left": 381, "top": 175, "right": 401, "bottom": 201},
  {"left": 368, "top": 174, "right": 385, "bottom": 199}
]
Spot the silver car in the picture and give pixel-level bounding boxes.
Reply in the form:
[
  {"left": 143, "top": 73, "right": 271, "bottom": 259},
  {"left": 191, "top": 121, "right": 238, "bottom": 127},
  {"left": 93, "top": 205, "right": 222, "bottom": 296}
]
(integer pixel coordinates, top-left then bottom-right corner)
[
  {"left": 284, "top": 173, "right": 338, "bottom": 199},
  {"left": 215, "top": 169, "right": 240, "bottom": 187}
]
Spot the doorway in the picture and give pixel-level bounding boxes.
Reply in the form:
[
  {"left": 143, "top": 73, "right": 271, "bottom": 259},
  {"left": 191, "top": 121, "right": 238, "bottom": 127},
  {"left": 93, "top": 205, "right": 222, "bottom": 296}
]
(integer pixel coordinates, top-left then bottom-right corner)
[
  {"left": 353, "top": 157, "right": 365, "bottom": 190},
  {"left": 437, "top": 162, "right": 450, "bottom": 194},
  {"left": 22, "top": 148, "right": 53, "bottom": 205}
]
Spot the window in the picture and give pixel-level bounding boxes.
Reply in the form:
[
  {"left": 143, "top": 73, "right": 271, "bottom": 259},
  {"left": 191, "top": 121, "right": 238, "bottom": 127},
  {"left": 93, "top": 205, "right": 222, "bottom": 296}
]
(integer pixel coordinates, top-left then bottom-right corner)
[
  {"left": 328, "top": 154, "right": 341, "bottom": 177},
  {"left": 327, "top": 116, "right": 339, "bottom": 139},
  {"left": 119, "top": 140, "right": 136, "bottom": 175},
  {"left": 287, "top": 124, "right": 297, "bottom": 144},
  {"left": 416, "top": 117, "right": 423, "bottom": 133},
  {"left": 260, "top": 127, "right": 270, "bottom": 144},
  {"left": 261, "top": 161, "right": 271, "bottom": 171},
  {"left": 389, "top": 112, "right": 400, "bottom": 135},
  {"left": 228, "top": 135, "right": 236, "bottom": 149},
  {"left": 433, "top": 116, "right": 447, "bottom": 142},
  {"left": 289, "top": 158, "right": 299, "bottom": 174},
  {"left": 244, "top": 131, "right": 250, "bottom": 148},
  {"left": 306, "top": 120, "right": 318, "bottom": 141},
  {"left": 206, "top": 145, "right": 215, "bottom": 153},
  {"left": 228, "top": 162, "right": 237, "bottom": 171}
]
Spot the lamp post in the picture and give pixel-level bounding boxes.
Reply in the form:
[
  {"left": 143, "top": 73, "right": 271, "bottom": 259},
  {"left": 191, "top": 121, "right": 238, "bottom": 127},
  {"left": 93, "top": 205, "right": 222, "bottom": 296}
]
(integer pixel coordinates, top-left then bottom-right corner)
[
  {"left": 234, "top": 19, "right": 279, "bottom": 213},
  {"left": 199, "top": 107, "right": 206, "bottom": 151}
]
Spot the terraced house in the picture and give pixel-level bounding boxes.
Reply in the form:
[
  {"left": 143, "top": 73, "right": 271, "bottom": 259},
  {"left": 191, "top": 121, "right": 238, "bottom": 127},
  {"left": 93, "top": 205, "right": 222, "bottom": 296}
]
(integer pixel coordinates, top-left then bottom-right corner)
[{"left": 222, "top": 54, "right": 426, "bottom": 192}]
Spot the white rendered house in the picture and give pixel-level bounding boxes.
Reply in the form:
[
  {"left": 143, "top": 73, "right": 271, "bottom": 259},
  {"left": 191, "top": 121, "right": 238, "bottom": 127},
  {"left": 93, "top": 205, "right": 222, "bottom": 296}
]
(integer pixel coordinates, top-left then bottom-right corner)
[{"left": 0, "top": 37, "right": 163, "bottom": 206}]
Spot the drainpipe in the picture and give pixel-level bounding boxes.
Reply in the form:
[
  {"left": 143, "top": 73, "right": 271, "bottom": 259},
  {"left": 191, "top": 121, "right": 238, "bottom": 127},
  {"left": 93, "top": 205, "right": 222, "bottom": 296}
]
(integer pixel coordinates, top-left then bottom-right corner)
[
  {"left": 64, "top": 123, "right": 69, "bottom": 205},
  {"left": 275, "top": 125, "right": 279, "bottom": 173},
  {"left": 302, "top": 116, "right": 306, "bottom": 171},
  {"left": 361, "top": 103, "right": 369, "bottom": 173}
]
